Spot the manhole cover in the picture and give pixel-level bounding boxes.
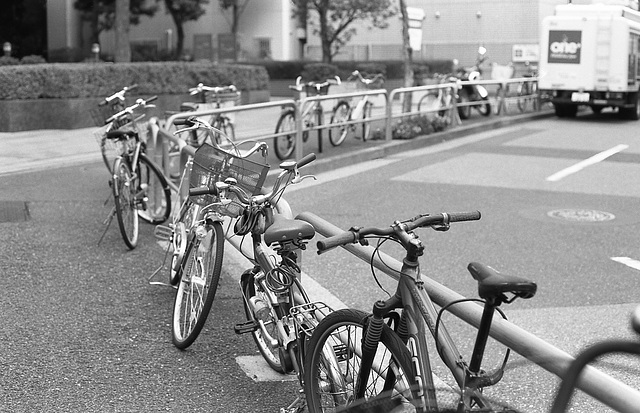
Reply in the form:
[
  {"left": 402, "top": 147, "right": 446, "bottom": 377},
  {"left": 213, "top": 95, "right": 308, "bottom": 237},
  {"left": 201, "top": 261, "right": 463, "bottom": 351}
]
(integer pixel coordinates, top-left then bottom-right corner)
[
  {"left": 0, "top": 201, "right": 30, "bottom": 223},
  {"left": 547, "top": 209, "right": 615, "bottom": 222}
]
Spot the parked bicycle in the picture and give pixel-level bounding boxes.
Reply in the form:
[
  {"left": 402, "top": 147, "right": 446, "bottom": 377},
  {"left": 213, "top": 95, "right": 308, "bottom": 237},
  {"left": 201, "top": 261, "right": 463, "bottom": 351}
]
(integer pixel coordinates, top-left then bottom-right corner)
[
  {"left": 97, "top": 96, "right": 172, "bottom": 249},
  {"left": 154, "top": 116, "right": 270, "bottom": 349},
  {"left": 91, "top": 84, "right": 138, "bottom": 173},
  {"left": 417, "top": 73, "right": 459, "bottom": 121},
  {"left": 274, "top": 76, "right": 341, "bottom": 161},
  {"left": 516, "top": 66, "right": 538, "bottom": 113},
  {"left": 189, "top": 138, "right": 330, "bottom": 412},
  {"left": 180, "top": 83, "right": 239, "bottom": 146},
  {"left": 328, "top": 70, "right": 384, "bottom": 146},
  {"left": 301, "top": 211, "right": 537, "bottom": 412}
]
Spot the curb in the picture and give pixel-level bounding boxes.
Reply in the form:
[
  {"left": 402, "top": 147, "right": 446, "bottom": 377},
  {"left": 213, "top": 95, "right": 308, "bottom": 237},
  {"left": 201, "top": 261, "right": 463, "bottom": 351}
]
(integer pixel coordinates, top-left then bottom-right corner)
[{"left": 302, "top": 109, "right": 555, "bottom": 177}]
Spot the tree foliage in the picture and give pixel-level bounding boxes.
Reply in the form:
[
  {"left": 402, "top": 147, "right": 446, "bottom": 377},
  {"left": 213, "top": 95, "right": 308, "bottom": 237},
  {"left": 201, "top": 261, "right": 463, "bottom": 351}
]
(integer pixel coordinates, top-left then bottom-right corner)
[
  {"left": 294, "top": 0, "right": 396, "bottom": 62},
  {"left": 74, "top": 0, "right": 158, "bottom": 45},
  {"left": 163, "top": 0, "right": 210, "bottom": 58}
]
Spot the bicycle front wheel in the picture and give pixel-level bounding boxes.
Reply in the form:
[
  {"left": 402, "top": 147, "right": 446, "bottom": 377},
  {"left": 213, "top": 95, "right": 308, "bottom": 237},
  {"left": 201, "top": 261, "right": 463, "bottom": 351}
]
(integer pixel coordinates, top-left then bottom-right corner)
[
  {"left": 274, "top": 110, "right": 296, "bottom": 160},
  {"left": 137, "top": 154, "right": 171, "bottom": 225},
  {"left": 304, "top": 309, "right": 417, "bottom": 413},
  {"left": 112, "top": 157, "right": 139, "bottom": 249},
  {"left": 516, "top": 82, "right": 529, "bottom": 112},
  {"left": 328, "top": 101, "right": 351, "bottom": 147},
  {"left": 172, "top": 220, "right": 224, "bottom": 349}
]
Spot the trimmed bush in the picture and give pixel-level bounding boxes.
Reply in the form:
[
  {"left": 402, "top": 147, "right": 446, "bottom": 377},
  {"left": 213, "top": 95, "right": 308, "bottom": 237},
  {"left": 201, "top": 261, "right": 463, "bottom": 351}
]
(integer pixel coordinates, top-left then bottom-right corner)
[{"left": 0, "top": 61, "right": 269, "bottom": 100}]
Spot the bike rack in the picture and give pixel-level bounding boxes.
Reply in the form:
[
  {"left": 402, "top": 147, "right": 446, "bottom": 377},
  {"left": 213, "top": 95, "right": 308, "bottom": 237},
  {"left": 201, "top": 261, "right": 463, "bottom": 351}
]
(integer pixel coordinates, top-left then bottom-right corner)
[{"left": 296, "top": 210, "right": 640, "bottom": 413}]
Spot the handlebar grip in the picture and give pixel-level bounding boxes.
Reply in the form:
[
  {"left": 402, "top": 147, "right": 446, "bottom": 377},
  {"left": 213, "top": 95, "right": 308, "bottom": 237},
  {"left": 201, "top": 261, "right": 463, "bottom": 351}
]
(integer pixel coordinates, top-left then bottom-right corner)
[
  {"left": 146, "top": 95, "right": 158, "bottom": 104},
  {"left": 189, "top": 185, "right": 217, "bottom": 197},
  {"left": 127, "top": 84, "right": 138, "bottom": 91},
  {"left": 448, "top": 210, "right": 482, "bottom": 222},
  {"left": 297, "top": 153, "right": 316, "bottom": 169},
  {"left": 317, "top": 231, "right": 357, "bottom": 254},
  {"left": 173, "top": 117, "right": 194, "bottom": 126}
]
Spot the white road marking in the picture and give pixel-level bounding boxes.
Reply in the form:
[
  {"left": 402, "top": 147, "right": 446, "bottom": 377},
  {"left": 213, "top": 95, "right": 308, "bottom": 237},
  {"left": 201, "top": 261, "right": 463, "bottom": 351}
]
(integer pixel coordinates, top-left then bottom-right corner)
[
  {"left": 611, "top": 257, "right": 640, "bottom": 272},
  {"left": 546, "top": 144, "right": 628, "bottom": 182}
]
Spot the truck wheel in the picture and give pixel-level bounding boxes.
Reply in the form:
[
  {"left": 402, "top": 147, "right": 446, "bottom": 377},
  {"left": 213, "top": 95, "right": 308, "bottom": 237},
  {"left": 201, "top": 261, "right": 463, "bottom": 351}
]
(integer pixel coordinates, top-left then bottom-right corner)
[
  {"left": 554, "top": 103, "right": 567, "bottom": 117},
  {"left": 619, "top": 94, "right": 640, "bottom": 120}
]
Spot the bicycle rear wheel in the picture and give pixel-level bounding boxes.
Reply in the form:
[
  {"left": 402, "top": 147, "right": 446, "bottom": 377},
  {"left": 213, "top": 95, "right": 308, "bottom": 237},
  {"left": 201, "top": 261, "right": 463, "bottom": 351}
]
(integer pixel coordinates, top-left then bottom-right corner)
[
  {"left": 172, "top": 220, "right": 224, "bottom": 349},
  {"left": 274, "top": 110, "right": 296, "bottom": 160},
  {"left": 361, "top": 101, "right": 373, "bottom": 141},
  {"left": 241, "top": 269, "right": 288, "bottom": 373},
  {"left": 304, "top": 309, "right": 417, "bottom": 413},
  {"left": 328, "top": 101, "right": 351, "bottom": 147},
  {"left": 112, "top": 157, "right": 139, "bottom": 249},
  {"left": 136, "top": 154, "right": 171, "bottom": 225}
]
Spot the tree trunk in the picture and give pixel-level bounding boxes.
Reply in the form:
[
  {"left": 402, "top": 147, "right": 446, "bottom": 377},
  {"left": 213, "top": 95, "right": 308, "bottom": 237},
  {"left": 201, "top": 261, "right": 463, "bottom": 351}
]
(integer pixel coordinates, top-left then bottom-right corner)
[
  {"left": 318, "top": 0, "right": 332, "bottom": 62},
  {"left": 114, "top": 0, "right": 131, "bottom": 62},
  {"left": 399, "top": 0, "right": 413, "bottom": 112}
]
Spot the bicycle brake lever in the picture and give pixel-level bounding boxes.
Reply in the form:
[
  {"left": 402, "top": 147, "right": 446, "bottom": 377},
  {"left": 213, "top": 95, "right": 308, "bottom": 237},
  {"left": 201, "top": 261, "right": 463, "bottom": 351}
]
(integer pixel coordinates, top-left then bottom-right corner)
[{"left": 292, "top": 174, "right": 316, "bottom": 184}]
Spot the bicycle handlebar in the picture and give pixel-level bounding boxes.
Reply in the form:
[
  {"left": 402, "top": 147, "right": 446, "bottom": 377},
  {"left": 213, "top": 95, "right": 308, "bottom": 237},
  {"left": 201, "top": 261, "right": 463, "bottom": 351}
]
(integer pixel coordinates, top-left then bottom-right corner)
[
  {"left": 347, "top": 70, "right": 385, "bottom": 85},
  {"left": 289, "top": 76, "right": 341, "bottom": 92},
  {"left": 100, "top": 84, "right": 138, "bottom": 106},
  {"left": 105, "top": 95, "right": 158, "bottom": 124},
  {"left": 317, "top": 211, "right": 481, "bottom": 253},
  {"left": 189, "top": 83, "right": 237, "bottom": 96}
]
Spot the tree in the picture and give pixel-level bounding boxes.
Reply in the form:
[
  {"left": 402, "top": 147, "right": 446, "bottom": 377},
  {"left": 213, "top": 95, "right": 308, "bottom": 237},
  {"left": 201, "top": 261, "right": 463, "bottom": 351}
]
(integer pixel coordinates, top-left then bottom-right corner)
[
  {"left": 219, "top": 0, "right": 252, "bottom": 61},
  {"left": 293, "top": 0, "right": 395, "bottom": 63},
  {"left": 74, "top": 0, "right": 158, "bottom": 46},
  {"left": 114, "top": 0, "right": 131, "bottom": 62},
  {"left": 163, "top": 0, "right": 209, "bottom": 58},
  {"left": 399, "top": 0, "right": 413, "bottom": 112}
]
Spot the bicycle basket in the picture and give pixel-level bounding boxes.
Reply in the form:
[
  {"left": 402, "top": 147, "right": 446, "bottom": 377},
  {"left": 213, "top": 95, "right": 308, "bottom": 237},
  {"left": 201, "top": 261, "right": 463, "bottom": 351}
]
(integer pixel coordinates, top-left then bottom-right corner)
[{"left": 189, "top": 143, "right": 269, "bottom": 217}]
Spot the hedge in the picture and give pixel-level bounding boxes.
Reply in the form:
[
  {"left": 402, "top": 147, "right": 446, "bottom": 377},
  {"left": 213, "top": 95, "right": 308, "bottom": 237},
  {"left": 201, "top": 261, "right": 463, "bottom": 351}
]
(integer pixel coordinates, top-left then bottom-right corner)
[
  {"left": 247, "top": 59, "right": 455, "bottom": 81},
  {"left": 0, "top": 61, "right": 269, "bottom": 100}
]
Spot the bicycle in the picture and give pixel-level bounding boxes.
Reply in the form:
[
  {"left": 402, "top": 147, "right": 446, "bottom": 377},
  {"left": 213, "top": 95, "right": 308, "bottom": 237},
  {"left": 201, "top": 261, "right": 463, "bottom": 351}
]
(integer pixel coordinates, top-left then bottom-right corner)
[
  {"left": 516, "top": 75, "right": 538, "bottom": 113},
  {"left": 274, "top": 76, "right": 341, "bottom": 161},
  {"left": 91, "top": 84, "right": 138, "bottom": 173},
  {"left": 191, "top": 142, "right": 332, "bottom": 412},
  {"left": 328, "top": 70, "right": 384, "bottom": 146},
  {"left": 549, "top": 305, "right": 640, "bottom": 413},
  {"left": 417, "top": 73, "right": 458, "bottom": 121},
  {"left": 153, "top": 116, "right": 270, "bottom": 349},
  {"left": 301, "top": 211, "right": 538, "bottom": 412},
  {"left": 98, "top": 96, "right": 172, "bottom": 249},
  {"left": 180, "top": 83, "right": 239, "bottom": 146}
]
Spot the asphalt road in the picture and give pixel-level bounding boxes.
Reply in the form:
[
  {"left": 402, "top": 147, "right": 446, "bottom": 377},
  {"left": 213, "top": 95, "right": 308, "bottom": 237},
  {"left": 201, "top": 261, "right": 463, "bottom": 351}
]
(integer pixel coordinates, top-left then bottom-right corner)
[{"left": 2, "top": 106, "right": 639, "bottom": 412}]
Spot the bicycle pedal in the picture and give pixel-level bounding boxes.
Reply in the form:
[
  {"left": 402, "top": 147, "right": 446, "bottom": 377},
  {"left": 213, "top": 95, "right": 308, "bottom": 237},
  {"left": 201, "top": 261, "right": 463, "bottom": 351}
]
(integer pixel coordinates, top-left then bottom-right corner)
[
  {"left": 234, "top": 320, "right": 258, "bottom": 334},
  {"left": 154, "top": 225, "right": 173, "bottom": 241}
]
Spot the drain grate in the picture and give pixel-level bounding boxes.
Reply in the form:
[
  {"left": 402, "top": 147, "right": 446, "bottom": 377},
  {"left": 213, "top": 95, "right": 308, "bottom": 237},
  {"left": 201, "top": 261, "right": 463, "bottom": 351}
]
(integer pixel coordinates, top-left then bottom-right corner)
[
  {"left": 547, "top": 209, "right": 615, "bottom": 222},
  {"left": 0, "top": 201, "right": 30, "bottom": 223}
]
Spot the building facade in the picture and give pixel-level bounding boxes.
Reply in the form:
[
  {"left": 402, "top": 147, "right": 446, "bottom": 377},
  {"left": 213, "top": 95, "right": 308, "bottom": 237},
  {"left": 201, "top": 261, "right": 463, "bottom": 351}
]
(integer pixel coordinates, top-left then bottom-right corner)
[{"left": 47, "top": 0, "right": 592, "bottom": 70}]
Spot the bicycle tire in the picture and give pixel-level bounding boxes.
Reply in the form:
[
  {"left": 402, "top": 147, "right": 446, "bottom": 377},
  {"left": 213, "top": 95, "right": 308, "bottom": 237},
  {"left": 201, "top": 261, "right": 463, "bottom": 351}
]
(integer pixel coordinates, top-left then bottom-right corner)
[
  {"left": 274, "top": 110, "right": 296, "bottom": 160},
  {"left": 477, "top": 96, "right": 492, "bottom": 117},
  {"left": 328, "top": 101, "right": 351, "bottom": 147},
  {"left": 304, "top": 309, "right": 417, "bottom": 413},
  {"left": 516, "top": 82, "right": 529, "bottom": 113},
  {"left": 241, "top": 270, "right": 288, "bottom": 373},
  {"left": 362, "top": 101, "right": 373, "bottom": 142},
  {"left": 457, "top": 89, "right": 472, "bottom": 120},
  {"left": 112, "top": 157, "right": 139, "bottom": 249},
  {"left": 172, "top": 220, "right": 224, "bottom": 349},
  {"left": 417, "top": 91, "right": 440, "bottom": 114},
  {"left": 136, "top": 153, "right": 171, "bottom": 225}
]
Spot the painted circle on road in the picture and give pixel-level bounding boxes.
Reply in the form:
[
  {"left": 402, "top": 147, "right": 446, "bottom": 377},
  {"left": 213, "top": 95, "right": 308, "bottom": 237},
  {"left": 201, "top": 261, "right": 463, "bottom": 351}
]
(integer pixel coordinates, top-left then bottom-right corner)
[{"left": 547, "top": 209, "right": 616, "bottom": 222}]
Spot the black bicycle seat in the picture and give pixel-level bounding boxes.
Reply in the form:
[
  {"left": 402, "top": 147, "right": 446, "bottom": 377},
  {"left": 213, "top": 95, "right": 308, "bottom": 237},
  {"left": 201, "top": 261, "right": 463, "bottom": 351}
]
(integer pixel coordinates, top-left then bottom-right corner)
[
  {"left": 467, "top": 262, "right": 537, "bottom": 302},
  {"left": 264, "top": 214, "right": 315, "bottom": 246},
  {"left": 105, "top": 130, "right": 136, "bottom": 140}
]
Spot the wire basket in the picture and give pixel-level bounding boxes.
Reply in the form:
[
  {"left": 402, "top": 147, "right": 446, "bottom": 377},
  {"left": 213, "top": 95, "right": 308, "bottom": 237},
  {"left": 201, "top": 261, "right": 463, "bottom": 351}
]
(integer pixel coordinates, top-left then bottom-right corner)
[
  {"left": 189, "top": 143, "right": 269, "bottom": 217},
  {"left": 92, "top": 116, "right": 148, "bottom": 168}
]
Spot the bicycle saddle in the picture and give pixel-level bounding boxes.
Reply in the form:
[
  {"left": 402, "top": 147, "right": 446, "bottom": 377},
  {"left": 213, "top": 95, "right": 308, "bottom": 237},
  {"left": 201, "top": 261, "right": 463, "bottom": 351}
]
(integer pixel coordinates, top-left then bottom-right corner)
[
  {"left": 264, "top": 214, "right": 315, "bottom": 246},
  {"left": 105, "top": 130, "right": 135, "bottom": 140},
  {"left": 467, "top": 262, "right": 537, "bottom": 302}
]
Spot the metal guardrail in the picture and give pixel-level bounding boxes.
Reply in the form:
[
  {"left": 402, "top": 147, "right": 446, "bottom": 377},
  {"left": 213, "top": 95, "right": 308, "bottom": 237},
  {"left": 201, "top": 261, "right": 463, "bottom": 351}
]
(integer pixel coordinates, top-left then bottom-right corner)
[{"left": 296, "top": 211, "right": 640, "bottom": 413}]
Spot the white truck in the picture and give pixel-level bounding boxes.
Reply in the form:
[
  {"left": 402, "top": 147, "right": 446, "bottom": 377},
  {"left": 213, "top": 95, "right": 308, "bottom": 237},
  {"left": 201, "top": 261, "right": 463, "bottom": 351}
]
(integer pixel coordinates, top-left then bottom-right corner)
[{"left": 538, "top": 1, "right": 640, "bottom": 119}]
